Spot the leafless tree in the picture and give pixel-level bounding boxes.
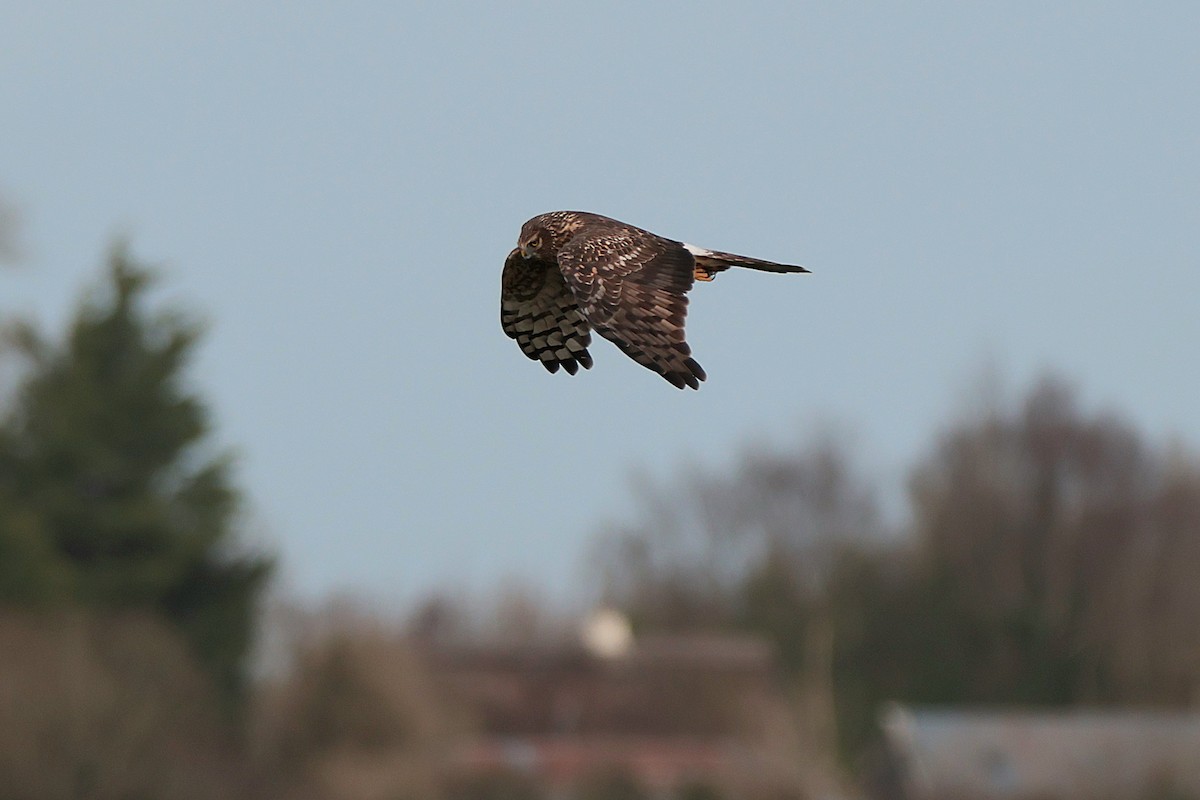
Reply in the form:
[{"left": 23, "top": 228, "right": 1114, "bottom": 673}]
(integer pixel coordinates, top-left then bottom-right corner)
[
  {"left": 596, "top": 435, "right": 879, "bottom": 628},
  {"left": 592, "top": 434, "right": 879, "bottom": 796},
  {"left": 910, "top": 375, "right": 1200, "bottom": 704},
  {"left": 252, "top": 603, "right": 463, "bottom": 800}
]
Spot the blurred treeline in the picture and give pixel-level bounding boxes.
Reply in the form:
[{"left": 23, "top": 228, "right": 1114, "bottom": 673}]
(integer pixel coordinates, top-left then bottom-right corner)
[
  {"left": 596, "top": 376, "right": 1200, "bottom": 765},
  {"left": 3, "top": 246, "right": 1200, "bottom": 798}
]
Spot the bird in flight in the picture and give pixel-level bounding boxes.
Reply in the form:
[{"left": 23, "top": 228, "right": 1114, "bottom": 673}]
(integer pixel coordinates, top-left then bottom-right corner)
[{"left": 501, "top": 211, "right": 808, "bottom": 389}]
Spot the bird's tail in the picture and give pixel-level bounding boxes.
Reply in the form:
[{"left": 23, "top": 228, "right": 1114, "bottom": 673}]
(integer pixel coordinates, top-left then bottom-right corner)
[{"left": 683, "top": 244, "right": 810, "bottom": 282}]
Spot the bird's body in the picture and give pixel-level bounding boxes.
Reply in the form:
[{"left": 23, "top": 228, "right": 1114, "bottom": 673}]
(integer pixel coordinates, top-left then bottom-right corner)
[{"left": 501, "top": 211, "right": 808, "bottom": 389}]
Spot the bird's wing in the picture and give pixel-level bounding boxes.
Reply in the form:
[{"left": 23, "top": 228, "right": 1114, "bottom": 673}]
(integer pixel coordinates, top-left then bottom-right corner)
[
  {"left": 501, "top": 248, "right": 593, "bottom": 375},
  {"left": 499, "top": 250, "right": 592, "bottom": 376},
  {"left": 557, "top": 228, "right": 706, "bottom": 390}
]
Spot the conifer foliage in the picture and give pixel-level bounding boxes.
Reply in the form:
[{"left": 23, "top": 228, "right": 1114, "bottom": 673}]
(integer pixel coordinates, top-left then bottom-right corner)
[{"left": 0, "top": 246, "right": 271, "bottom": 702}]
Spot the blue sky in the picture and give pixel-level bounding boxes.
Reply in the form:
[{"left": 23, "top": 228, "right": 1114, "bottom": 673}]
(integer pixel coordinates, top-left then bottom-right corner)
[{"left": 3, "top": 2, "right": 1197, "bottom": 610}]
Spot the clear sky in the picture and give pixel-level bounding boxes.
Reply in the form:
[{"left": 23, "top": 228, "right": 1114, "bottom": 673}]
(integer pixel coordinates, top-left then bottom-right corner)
[{"left": 2, "top": 3, "right": 1197, "bottom": 611}]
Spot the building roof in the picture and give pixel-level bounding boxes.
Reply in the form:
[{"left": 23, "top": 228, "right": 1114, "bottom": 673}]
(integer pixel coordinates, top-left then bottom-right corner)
[
  {"left": 417, "top": 632, "right": 798, "bottom": 793},
  {"left": 422, "top": 633, "right": 779, "bottom": 738},
  {"left": 882, "top": 704, "right": 1200, "bottom": 800}
]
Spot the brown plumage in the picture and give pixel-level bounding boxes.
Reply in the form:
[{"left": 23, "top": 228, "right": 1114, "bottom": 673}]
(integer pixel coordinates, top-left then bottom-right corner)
[{"left": 500, "top": 211, "right": 808, "bottom": 389}]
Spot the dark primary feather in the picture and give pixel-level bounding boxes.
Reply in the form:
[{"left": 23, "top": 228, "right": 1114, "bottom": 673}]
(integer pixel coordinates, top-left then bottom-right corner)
[{"left": 500, "top": 248, "right": 593, "bottom": 375}]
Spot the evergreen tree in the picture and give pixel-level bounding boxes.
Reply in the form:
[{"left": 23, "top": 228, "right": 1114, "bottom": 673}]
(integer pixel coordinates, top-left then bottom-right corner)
[{"left": 0, "top": 245, "right": 271, "bottom": 703}]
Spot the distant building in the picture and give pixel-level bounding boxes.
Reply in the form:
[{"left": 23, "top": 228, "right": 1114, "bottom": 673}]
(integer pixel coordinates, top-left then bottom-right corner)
[
  {"left": 419, "top": 619, "right": 805, "bottom": 797},
  {"left": 880, "top": 704, "right": 1200, "bottom": 800}
]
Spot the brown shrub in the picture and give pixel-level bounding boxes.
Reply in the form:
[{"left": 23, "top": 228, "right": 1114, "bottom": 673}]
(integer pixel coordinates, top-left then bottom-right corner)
[
  {"left": 0, "top": 608, "right": 251, "bottom": 800},
  {"left": 251, "top": 610, "right": 462, "bottom": 800}
]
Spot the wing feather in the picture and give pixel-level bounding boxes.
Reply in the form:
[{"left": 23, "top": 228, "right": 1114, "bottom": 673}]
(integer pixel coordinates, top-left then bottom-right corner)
[
  {"left": 557, "top": 229, "right": 706, "bottom": 390},
  {"left": 500, "top": 249, "right": 593, "bottom": 375}
]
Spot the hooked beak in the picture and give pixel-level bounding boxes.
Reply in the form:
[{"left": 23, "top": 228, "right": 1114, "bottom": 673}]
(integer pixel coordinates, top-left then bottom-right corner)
[{"left": 519, "top": 242, "right": 534, "bottom": 259}]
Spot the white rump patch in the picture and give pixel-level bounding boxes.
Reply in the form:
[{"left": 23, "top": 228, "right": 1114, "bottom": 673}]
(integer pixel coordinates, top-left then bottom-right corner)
[{"left": 683, "top": 243, "right": 714, "bottom": 257}]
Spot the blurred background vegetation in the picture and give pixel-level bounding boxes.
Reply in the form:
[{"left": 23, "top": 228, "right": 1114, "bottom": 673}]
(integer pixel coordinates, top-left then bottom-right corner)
[{"left": 3, "top": 241, "right": 1199, "bottom": 800}]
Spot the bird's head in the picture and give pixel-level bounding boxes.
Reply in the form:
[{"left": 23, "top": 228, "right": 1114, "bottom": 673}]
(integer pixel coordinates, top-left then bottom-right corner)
[
  {"left": 518, "top": 212, "right": 583, "bottom": 260},
  {"left": 517, "top": 225, "right": 547, "bottom": 260}
]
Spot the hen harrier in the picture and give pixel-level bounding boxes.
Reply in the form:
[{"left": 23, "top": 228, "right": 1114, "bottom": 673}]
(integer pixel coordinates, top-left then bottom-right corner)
[{"left": 501, "top": 211, "right": 808, "bottom": 389}]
